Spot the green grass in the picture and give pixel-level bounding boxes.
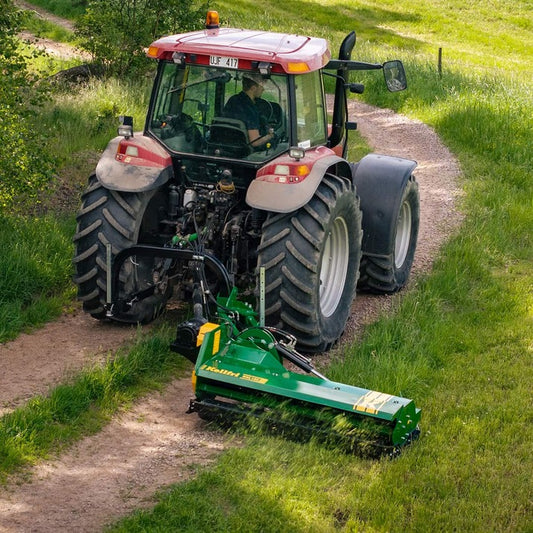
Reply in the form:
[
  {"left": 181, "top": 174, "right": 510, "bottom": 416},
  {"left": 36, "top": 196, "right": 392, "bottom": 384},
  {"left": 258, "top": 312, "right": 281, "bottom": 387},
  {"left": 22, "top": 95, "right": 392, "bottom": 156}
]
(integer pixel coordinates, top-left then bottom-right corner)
[
  {"left": 20, "top": 0, "right": 85, "bottom": 20},
  {"left": 109, "top": 261, "right": 532, "bottom": 532},
  {"left": 44, "top": 78, "right": 152, "bottom": 160},
  {"left": 0, "top": 325, "right": 189, "bottom": 478},
  {"left": 0, "top": 77, "right": 152, "bottom": 340},
  {"left": 17, "top": 40, "right": 82, "bottom": 76},
  {"left": 4, "top": 0, "right": 533, "bottom": 530},
  {"left": 215, "top": 0, "right": 533, "bottom": 74},
  {"left": 0, "top": 214, "right": 75, "bottom": 342},
  {"left": 22, "top": 10, "right": 76, "bottom": 43}
]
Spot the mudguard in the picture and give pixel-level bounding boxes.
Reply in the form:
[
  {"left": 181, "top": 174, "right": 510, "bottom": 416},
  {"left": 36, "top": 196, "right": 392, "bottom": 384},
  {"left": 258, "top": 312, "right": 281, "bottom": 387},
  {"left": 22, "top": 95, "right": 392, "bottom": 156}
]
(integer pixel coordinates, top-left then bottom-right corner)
[
  {"left": 95, "top": 135, "right": 173, "bottom": 192},
  {"left": 351, "top": 153, "right": 417, "bottom": 255},
  {"left": 246, "top": 148, "right": 352, "bottom": 213}
]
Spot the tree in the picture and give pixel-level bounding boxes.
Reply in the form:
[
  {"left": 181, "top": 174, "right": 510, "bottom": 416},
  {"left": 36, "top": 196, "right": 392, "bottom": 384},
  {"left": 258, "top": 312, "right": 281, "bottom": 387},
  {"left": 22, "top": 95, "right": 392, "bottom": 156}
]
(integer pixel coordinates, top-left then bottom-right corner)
[
  {"left": 76, "top": 0, "right": 209, "bottom": 76},
  {"left": 0, "top": 0, "right": 55, "bottom": 210}
]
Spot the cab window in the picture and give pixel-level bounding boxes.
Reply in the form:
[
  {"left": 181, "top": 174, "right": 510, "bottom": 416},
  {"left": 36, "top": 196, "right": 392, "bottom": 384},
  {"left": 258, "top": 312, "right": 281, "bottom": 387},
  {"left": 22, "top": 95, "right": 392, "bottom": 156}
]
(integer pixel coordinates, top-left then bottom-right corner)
[{"left": 149, "top": 62, "right": 289, "bottom": 161}]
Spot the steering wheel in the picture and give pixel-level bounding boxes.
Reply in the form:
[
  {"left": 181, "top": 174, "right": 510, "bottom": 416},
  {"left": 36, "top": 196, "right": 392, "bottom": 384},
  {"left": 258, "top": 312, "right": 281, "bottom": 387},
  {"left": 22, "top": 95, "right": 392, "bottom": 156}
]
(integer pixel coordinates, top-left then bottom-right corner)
[{"left": 257, "top": 99, "right": 287, "bottom": 144}]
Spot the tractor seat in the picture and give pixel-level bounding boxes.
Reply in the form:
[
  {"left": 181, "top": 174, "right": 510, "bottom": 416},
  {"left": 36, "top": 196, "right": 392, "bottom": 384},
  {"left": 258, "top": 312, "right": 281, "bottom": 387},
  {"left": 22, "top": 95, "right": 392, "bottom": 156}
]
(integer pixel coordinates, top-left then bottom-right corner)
[{"left": 207, "top": 117, "right": 251, "bottom": 158}]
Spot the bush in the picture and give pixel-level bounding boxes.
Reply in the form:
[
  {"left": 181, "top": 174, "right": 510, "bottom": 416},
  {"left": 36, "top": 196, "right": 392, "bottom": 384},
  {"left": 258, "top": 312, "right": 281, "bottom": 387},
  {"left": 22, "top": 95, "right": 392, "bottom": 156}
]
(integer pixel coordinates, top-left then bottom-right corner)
[
  {"left": 0, "top": 0, "right": 56, "bottom": 210},
  {"left": 76, "top": 0, "right": 209, "bottom": 76}
]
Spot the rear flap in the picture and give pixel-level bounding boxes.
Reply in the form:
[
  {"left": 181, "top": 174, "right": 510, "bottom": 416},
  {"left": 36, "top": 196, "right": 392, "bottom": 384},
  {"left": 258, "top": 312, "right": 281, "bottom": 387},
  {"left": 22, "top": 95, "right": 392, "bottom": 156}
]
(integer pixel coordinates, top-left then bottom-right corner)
[{"left": 352, "top": 153, "right": 417, "bottom": 256}]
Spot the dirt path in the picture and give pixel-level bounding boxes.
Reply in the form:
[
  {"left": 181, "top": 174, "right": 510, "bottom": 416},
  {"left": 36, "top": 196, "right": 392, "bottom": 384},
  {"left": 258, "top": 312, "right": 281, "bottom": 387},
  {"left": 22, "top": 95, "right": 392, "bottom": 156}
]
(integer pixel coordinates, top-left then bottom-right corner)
[
  {"left": 14, "top": 0, "right": 91, "bottom": 60},
  {"left": 15, "top": 0, "right": 76, "bottom": 32},
  {"left": 337, "top": 98, "right": 462, "bottom": 344},
  {"left": 0, "top": 380, "right": 228, "bottom": 532},
  {"left": 0, "top": 310, "right": 142, "bottom": 416},
  {"left": 0, "top": 99, "right": 462, "bottom": 532}
]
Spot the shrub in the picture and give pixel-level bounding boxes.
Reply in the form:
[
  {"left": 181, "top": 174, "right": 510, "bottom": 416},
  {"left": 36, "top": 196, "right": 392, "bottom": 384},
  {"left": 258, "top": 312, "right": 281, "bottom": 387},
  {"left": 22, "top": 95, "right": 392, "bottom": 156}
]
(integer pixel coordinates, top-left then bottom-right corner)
[
  {"left": 76, "top": 0, "right": 208, "bottom": 76},
  {"left": 0, "top": 0, "right": 56, "bottom": 210}
]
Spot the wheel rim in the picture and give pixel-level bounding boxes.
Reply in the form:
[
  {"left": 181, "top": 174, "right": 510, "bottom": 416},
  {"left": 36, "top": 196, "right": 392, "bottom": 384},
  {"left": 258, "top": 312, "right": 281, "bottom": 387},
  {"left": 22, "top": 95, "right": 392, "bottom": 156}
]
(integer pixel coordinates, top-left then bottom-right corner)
[
  {"left": 320, "top": 216, "right": 349, "bottom": 317},
  {"left": 395, "top": 200, "right": 412, "bottom": 268}
]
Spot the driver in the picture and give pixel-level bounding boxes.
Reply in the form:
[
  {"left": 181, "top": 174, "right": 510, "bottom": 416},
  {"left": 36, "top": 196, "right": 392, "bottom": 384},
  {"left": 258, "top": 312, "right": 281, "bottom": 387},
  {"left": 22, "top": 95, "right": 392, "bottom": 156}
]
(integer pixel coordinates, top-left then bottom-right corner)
[{"left": 223, "top": 72, "right": 275, "bottom": 149}]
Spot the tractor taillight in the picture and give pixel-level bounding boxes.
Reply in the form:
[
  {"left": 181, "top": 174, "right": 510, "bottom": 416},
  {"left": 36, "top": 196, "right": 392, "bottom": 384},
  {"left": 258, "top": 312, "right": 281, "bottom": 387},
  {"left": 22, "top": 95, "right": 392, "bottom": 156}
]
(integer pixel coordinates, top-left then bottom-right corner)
[{"left": 205, "top": 10, "right": 220, "bottom": 29}]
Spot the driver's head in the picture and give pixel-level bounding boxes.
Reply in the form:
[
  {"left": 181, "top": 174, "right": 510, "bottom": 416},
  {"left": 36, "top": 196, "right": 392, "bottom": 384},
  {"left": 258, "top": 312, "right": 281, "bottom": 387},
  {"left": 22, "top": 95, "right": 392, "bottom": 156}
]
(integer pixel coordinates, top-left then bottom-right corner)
[{"left": 243, "top": 73, "right": 266, "bottom": 94}]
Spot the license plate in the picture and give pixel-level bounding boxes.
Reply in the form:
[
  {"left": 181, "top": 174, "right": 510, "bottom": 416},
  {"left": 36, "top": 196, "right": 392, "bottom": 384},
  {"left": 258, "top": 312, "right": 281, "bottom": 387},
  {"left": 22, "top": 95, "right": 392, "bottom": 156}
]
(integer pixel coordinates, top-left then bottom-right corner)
[{"left": 209, "top": 55, "right": 239, "bottom": 69}]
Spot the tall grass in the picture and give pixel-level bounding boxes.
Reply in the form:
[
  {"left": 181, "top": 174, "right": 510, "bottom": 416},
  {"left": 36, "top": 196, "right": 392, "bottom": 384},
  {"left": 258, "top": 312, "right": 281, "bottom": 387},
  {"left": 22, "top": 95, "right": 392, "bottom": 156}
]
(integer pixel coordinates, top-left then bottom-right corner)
[
  {"left": 22, "top": 11, "right": 77, "bottom": 43},
  {"left": 44, "top": 78, "right": 152, "bottom": 161},
  {"left": 0, "top": 79, "right": 152, "bottom": 340},
  {"left": 20, "top": 0, "right": 85, "bottom": 20},
  {"left": 0, "top": 214, "right": 75, "bottom": 342}
]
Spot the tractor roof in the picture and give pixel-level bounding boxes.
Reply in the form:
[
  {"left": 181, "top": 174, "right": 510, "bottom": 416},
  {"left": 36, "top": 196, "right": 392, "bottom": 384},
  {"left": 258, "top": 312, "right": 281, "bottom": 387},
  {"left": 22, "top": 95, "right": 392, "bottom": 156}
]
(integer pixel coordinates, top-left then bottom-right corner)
[{"left": 147, "top": 27, "right": 331, "bottom": 74}]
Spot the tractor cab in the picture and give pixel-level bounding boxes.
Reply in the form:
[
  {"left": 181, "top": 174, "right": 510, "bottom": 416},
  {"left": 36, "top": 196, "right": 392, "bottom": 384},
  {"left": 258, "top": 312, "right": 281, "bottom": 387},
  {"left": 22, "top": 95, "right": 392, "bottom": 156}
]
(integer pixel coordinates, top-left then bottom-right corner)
[
  {"left": 147, "top": 62, "right": 295, "bottom": 161},
  {"left": 144, "top": 11, "right": 332, "bottom": 172}
]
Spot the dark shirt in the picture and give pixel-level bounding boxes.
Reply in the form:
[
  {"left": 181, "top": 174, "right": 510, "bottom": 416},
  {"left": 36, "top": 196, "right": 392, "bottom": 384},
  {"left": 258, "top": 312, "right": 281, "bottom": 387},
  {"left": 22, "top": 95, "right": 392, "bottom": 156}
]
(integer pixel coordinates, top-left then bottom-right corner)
[{"left": 223, "top": 91, "right": 262, "bottom": 132}]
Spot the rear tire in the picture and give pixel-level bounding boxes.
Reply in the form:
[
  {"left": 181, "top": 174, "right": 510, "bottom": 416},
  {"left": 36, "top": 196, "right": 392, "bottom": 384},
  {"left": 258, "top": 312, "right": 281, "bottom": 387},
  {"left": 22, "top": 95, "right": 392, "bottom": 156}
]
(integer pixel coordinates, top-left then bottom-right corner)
[
  {"left": 358, "top": 176, "right": 419, "bottom": 293},
  {"left": 257, "top": 174, "right": 362, "bottom": 352},
  {"left": 73, "top": 174, "right": 170, "bottom": 323}
]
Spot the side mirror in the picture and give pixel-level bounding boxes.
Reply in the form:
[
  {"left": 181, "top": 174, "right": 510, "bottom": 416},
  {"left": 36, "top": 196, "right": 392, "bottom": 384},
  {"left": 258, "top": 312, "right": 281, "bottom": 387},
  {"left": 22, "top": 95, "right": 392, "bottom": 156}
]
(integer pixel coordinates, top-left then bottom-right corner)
[{"left": 383, "top": 60, "right": 407, "bottom": 92}]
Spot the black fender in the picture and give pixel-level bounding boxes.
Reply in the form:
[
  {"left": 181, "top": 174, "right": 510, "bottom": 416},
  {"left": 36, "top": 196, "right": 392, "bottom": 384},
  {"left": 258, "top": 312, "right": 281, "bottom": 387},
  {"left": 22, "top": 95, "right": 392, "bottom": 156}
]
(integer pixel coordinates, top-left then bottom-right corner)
[
  {"left": 246, "top": 154, "right": 352, "bottom": 213},
  {"left": 351, "top": 153, "right": 417, "bottom": 255},
  {"left": 95, "top": 135, "right": 173, "bottom": 192}
]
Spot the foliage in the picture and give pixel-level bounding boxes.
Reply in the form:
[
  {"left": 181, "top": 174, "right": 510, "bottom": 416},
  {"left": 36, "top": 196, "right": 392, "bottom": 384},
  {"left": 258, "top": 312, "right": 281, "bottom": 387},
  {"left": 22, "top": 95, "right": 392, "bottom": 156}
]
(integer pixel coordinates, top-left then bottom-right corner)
[
  {"left": 0, "top": 0, "right": 56, "bottom": 210},
  {"left": 76, "top": 0, "right": 209, "bottom": 75},
  {"left": 0, "top": 77, "right": 152, "bottom": 339}
]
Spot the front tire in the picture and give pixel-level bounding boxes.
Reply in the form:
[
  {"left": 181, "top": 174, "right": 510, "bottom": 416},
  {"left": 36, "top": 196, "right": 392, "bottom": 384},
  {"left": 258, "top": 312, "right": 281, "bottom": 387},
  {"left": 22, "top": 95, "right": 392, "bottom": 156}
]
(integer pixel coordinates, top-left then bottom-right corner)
[
  {"left": 257, "top": 174, "right": 362, "bottom": 352},
  {"left": 73, "top": 175, "right": 170, "bottom": 323},
  {"left": 358, "top": 176, "right": 419, "bottom": 293}
]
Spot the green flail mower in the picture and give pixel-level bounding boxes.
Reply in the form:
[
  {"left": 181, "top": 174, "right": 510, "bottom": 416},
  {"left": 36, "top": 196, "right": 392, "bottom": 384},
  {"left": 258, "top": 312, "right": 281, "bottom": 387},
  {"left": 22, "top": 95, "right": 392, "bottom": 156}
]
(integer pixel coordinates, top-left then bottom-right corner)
[{"left": 163, "top": 255, "right": 421, "bottom": 455}]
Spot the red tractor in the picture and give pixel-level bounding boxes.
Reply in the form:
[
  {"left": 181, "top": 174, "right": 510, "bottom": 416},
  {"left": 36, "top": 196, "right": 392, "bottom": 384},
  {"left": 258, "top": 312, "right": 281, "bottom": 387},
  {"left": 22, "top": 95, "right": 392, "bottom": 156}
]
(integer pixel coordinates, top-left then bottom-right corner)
[{"left": 73, "top": 11, "right": 419, "bottom": 352}]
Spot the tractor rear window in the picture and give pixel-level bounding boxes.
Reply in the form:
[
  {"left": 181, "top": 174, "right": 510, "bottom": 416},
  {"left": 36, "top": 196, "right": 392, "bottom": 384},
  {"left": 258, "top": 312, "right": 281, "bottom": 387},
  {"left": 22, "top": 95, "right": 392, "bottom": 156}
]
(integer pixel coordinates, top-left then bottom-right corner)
[{"left": 148, "top": 62, "right": 289, "bottom": 161}]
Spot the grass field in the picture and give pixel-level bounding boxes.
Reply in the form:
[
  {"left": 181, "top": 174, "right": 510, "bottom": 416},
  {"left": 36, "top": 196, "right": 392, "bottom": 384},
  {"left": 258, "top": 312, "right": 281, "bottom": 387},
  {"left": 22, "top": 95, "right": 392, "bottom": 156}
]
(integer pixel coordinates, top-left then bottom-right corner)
[
  {"left": 2, "top": 0, "right": 532, "bottom": 530},
  {"left": 108, "top": 1, "right": 533, "bottom": 530}
]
